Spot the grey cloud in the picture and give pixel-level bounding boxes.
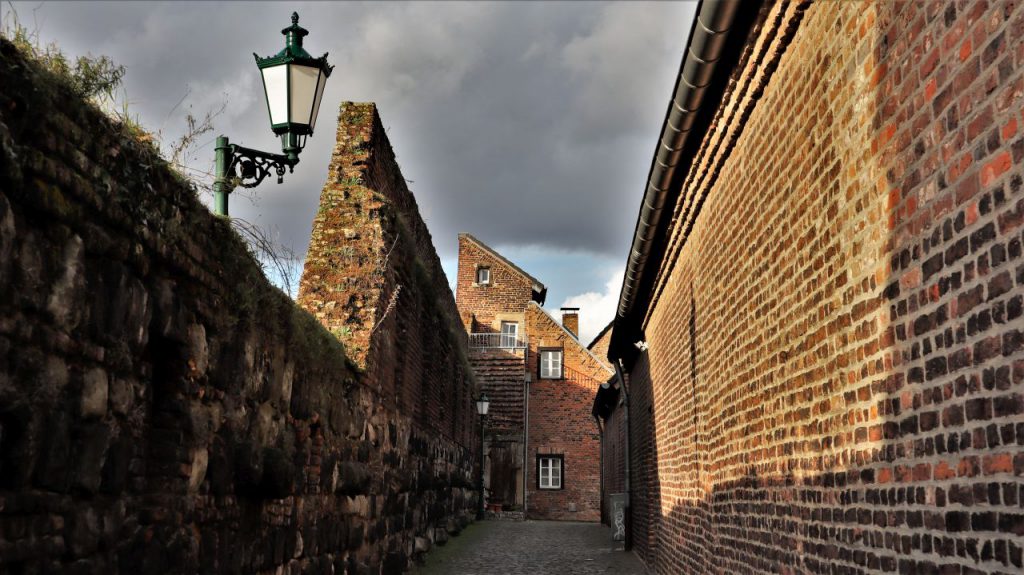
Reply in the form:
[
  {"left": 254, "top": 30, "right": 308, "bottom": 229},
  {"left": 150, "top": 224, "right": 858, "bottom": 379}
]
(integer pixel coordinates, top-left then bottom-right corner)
[{"left": 7, "top": 0, "right": 694, "bottom": 294}]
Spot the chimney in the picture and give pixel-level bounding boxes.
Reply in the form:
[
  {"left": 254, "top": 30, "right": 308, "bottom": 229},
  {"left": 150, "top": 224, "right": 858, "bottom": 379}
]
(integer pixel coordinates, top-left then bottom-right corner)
[{"left": 561, "top": 307, "right": 580, "bottom": 338}]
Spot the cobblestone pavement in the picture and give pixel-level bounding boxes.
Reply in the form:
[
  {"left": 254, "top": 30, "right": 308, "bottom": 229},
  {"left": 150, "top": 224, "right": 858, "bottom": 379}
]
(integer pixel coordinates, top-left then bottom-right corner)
[{"left": 414, "top": 520, "right": 647, "bottom": 575}]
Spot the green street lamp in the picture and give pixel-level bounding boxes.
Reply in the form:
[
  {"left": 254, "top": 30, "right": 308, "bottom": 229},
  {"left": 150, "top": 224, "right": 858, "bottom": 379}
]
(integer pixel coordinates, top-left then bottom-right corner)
[
  {"left": 476, "top": 393, "right": 490, "bottom": 521},
  {"left": 213, "top": 12, "right": 333, "bottom": 216}
]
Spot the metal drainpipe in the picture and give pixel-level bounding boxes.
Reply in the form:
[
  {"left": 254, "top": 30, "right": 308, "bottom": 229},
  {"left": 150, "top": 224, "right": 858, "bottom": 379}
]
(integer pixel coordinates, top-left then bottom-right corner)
[
  {"left": 616, "top": 0, "right": 740, "bottom": 323},
  {"left": 598, "top": 416, "right": 605, "bottom": 525},
  {"left": 614, "top": 359, "right": 632, "bottom": 551},
  {"left": 523, "top": 346, "right": 530, "bottom": 517}
]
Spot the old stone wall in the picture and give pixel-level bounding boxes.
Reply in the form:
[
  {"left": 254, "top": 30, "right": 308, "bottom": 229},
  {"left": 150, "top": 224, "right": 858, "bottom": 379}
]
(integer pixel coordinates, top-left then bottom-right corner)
[
  {"left": 620, "top": 1, "right": 1024, "bottom": 574},
  {"left": 525, "top": 303, "right": 611, "bottom": 521},
  {"left": 0, "top": 39, "right": 475, "bottom": 575},
  {"left": 297, "top": 102, "right": 477, "bottom": 449}
]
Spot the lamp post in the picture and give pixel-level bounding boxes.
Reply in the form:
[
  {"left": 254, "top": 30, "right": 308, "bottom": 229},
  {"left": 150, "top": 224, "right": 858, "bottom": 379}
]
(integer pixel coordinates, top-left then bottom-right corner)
[
  {"left": 212, "top": 12, "right": 333, "bottom": 217},
  {"left": 475, "top": 393, "right": 490, "bottom": 520}
]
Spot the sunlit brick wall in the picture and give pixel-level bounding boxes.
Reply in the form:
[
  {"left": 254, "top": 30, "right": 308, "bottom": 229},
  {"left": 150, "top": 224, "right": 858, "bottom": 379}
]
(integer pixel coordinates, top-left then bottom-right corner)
[
  {"left": 455, "top": 234, "right": 535, "bottom": 332},
  {"left": 526, "top": 303, "right": 612, "bottom": 521},
  {"left": 625, "top": 2, "right": 1024, "bottom": 573}
]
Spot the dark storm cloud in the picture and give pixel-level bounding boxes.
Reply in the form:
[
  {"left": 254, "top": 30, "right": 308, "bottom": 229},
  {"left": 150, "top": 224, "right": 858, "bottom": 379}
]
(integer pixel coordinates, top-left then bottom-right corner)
[{"left": 4, "top": 1, "right": 695, "bottom": 337}]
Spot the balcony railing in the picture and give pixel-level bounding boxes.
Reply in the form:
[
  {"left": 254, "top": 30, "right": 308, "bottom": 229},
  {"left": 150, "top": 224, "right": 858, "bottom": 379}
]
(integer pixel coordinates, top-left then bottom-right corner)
[
  {"left": 563, "top": 364, "right": 608, "bottom": 387},
  {"left": 469, "top": 332, "right": 527, "bottom": 349}
]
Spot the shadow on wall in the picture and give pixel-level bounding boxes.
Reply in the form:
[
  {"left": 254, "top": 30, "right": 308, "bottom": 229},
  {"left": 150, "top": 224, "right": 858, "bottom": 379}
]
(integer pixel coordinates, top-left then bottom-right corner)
[
  {"left": 635, "top": 2, "right": 1024, "bottom": 574},
  {"left": 0, "top": 50, "right": 477, "bottom": 573}
]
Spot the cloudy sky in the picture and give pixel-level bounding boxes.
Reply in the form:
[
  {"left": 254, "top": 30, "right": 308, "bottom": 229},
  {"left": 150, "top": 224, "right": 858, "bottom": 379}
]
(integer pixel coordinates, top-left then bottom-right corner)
[{"left": 4, "top": 1, "right": 695, "bottom": 343}]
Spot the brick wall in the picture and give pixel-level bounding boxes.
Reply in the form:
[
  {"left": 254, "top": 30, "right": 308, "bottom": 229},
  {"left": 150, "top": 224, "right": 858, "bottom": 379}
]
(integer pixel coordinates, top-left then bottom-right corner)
[
  {"left": 0, "top": 40, "right": 475, "bottom": 574},
  {"left": 455, "top": 234, "right": 535, "bottom": 332},
  {"left": 561, "top": 310, "right": 579, "bottom": 339},
  {"left": 526, "top": 303, "right": 612, "bottom": 521},
  {"left": 619, "top": 1, "right": 1024, "bottom": 573},
  {"left": 600, "top": 399, "right": 626, "bottom": 526},
  {"left": 298, "top": 102, "right": 476, "bottom": 447},
  {"left": 588, "top": 323, "right": 613, "bottom": 361}
]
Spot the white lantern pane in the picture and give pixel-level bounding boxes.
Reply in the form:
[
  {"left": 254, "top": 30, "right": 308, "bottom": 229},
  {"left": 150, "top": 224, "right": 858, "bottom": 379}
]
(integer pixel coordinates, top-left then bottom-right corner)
[
  {"left": 310, "top": 69, "right": 327, "bottom": 131},
  {"left": 289, "top": 64, "right": 320, "bottom": 127},
  {"left": 262, "top": 66, "right": 289, "bottom": 126}
]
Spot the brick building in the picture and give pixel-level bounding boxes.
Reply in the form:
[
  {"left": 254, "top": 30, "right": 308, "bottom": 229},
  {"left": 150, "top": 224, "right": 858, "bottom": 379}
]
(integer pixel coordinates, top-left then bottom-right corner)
[
  {"left": 599, "top": 1, "right": 1024, "bottom": 574},
  {"left": 456, "top": 233, "right": 612, "bottom": 520}
]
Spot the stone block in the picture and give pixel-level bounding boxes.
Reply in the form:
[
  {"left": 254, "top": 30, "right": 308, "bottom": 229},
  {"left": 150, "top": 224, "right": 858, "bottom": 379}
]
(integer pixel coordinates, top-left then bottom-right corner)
[
  {"left": 186, "top": 323, "right": 208, "bottom": 378},
  {"left": 99, "top": 437, "right": 130, "bottom": 495},
  {"left": 445, "top": 517, "right": 462, "bottom": 536},
  {"left": 45, "top": 234, "right": 84, "bottom": 331},
  {"left": 0, "top": 193, "right": 14, "bottom": 288},
  {"left": 335, "top": 462, "right": 371, "bottom": 496},
  {"left": 187, "top": 448, "right": 208, "bottom": 493},
  {"left": 79, "top": 367, "right": 108, "bottom": 419},
  {"left": 65, "top": 508, "right": 99, "bottom": 558},
  {"left": 33, "top": 411, "right": 71, "bottom": 492},
  {"left": 73, "top": 422, "right": 111, "bottom": 494},
  {"left": 206, "top": 438, "right": 232, "bottom": 497},
  {"left": 233, "top": 440, "right": 263, "bottom": 496},
  {"left": 382, "top": 550, "right": 406, "bottom": 573},
  {"left": 107, "top": 377, "right": 134, "bottom": 416},
  {"left": 260, "top": 446, "right": 295, "bottom": 499}
]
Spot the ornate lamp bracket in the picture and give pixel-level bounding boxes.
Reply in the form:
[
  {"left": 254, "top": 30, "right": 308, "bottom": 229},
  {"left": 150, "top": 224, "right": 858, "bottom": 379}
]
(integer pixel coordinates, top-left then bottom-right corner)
[{"left": 223, "top": 144, "right": 298, "bottom": 190}]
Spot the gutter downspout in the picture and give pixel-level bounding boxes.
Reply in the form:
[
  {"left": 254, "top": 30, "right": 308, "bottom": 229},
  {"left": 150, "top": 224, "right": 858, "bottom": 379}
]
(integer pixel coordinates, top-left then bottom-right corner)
[
  {"left": 598, "top": 418, "right": 605, "bottom": 524},
  {"left": 614, "top": 359, "right": 632, "bottom": 551},
  {"left": 614, "top": 0, "right": 741, "bottom": 349},
  {"left": 523, "top": 347, "right": 530, "bottom": 517}
]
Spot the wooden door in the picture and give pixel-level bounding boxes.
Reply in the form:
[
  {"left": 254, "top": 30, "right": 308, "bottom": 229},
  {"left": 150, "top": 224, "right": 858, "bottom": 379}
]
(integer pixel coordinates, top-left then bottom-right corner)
[{"left": 488, "top": 443, "right": 519, "bottom": 506}]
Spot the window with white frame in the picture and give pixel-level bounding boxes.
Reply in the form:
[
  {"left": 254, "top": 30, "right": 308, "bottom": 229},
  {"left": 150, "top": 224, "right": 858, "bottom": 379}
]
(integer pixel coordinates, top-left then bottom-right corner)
[
  {"left": 476, "top": 266, "right": 491, "bottom": 285},
  {"left": 537, "top": 455, "right": 563, "bottom": 490},
  {"left": 500, "top": 321, "right": 519, "bottom": 348},
  {"left": 539, "top": 349, "right": 562, "bottom": 379}
]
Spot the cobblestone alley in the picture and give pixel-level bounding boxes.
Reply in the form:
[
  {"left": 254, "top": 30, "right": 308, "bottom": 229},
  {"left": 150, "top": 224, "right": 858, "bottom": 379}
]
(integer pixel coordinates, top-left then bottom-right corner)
[{"left": 415, "top": 521, "right": 645, "bottom": 575}]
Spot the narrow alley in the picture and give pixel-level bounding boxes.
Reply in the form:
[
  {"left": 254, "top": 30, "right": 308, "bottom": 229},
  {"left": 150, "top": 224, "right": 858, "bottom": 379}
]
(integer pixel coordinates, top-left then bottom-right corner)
[
  {"left": 415, "top": 521, "right": 644, "bottom": 575},
  {"left": 2, "top": 1, "right": 1024, "bottom": 574}
]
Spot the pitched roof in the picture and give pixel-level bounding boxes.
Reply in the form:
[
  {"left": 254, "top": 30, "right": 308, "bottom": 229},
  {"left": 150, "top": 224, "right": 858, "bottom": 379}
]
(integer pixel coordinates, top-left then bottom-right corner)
[
  {"left": 587, "top": 321, "right": 614, "bottom": 351},
  {"left": 459, "top": 233, "right": 546, "bottom": 294},
  {"left": 528, "top": 302, "right": 613, "bottom": 375}
]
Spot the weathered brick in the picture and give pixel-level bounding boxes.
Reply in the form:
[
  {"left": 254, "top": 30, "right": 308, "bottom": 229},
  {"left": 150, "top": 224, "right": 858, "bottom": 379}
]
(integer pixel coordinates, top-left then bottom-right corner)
[
  {"left": 970, "top": 222, "right": 997, "bottom": 252},
  {"left": 605, "top": 2, "right": 1024, "bottom": 573},
  {"left": 987, "top": 271, "right": 1013, "bottom": 300},
  {"left": 966, "top": 398, "right": 994, "bottom": 422},
  {"left": 974, "top": 336, "right": 1003, "bottom": 364},
  {"left": 993, "top": 394, "right": 1023, "bottom": 417}
]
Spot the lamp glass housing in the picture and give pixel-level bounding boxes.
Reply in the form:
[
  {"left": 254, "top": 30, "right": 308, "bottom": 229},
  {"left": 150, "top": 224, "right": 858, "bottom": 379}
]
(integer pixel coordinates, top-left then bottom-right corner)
[
  {"left": 258, "top": 62, "right": 328, "bottom": 133},
  {"left": 254, "top": 12, "right": 333, "bottom": 156},
  {"left": 476, "top": 394, "right": 490, "bottom": 416}
]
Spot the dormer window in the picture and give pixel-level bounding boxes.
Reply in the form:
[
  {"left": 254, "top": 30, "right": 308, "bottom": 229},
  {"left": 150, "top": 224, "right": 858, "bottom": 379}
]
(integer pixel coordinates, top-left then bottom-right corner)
[{"left": 476, "top": 266, "right": 491, "bottom": 285}]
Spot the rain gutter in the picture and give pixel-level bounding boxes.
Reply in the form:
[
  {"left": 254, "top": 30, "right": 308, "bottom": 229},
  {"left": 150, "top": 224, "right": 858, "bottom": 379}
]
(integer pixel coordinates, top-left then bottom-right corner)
[
  {"left": 610, "top": 0, "right": 759, "bottom": 363},
  {"left": 614, "top": 359, "right": 632, "bottom": 551}
]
